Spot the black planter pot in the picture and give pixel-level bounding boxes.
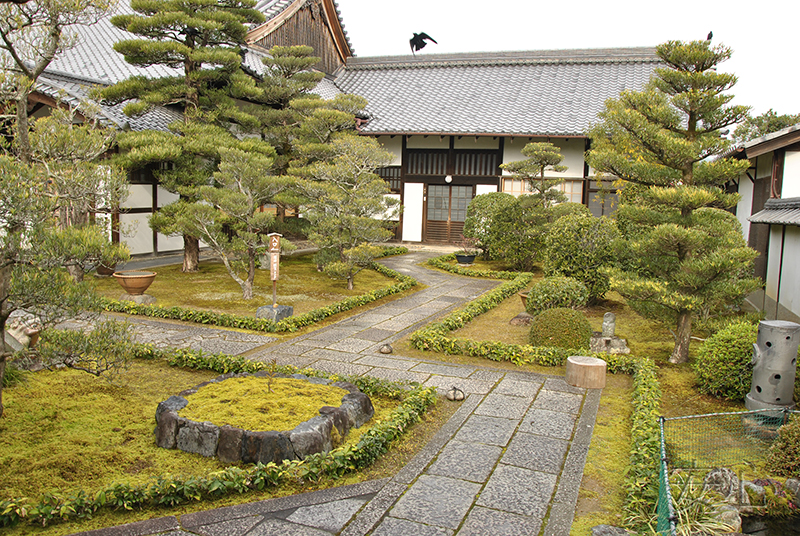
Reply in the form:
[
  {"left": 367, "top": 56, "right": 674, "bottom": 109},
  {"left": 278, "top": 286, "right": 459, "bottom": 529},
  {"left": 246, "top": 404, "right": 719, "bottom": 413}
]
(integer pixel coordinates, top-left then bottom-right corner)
[{"left": 455, "top": 254, "right": 476, "bottom": 264}]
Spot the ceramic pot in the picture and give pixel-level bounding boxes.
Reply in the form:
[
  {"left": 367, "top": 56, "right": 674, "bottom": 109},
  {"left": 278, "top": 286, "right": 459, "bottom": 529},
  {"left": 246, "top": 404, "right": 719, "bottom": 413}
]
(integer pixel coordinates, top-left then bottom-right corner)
[
  {"left": 455, "top": 254, "right": 476, "bottom": 265},
  {"left": 113, "top": 270, "right": 157, "bottom": 295}
]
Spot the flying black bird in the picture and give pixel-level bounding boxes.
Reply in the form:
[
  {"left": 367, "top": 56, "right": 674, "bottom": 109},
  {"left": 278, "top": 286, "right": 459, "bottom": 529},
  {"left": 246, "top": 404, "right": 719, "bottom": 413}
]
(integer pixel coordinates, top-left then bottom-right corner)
[
  {"left": 410, "top": 32, "right": 437, "bottom": 55},
  {"left": 707, "top": 31, "right": 713, "bottom": 41}
]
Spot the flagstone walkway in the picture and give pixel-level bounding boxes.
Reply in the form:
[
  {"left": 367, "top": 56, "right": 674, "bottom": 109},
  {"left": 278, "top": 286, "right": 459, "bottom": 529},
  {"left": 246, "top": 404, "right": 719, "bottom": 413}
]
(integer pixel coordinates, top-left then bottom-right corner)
[{"left": 72, "top": 250, "right": 601, "bottom": 536}]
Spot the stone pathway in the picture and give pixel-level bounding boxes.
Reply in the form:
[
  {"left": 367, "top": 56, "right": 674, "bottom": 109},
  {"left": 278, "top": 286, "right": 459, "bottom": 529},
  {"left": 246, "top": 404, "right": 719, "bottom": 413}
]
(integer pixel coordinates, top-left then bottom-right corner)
[{"left": 72, "top": 251, "right": 600, "bottom": 536}]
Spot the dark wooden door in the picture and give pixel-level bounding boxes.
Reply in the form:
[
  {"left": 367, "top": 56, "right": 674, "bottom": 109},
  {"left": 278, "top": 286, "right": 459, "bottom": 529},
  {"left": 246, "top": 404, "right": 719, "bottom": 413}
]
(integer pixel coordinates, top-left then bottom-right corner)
[{"left": 424, "top": 184, "right": 472, "bottom": 243}]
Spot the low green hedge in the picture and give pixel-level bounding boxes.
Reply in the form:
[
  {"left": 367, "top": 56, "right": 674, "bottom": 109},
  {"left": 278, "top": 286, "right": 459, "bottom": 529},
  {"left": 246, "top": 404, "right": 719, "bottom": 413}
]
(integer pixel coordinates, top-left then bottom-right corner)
[
  {"left": 0, "top": 346, "right": 436, "bottom": 529},
  {"left": 426, "top": 253, "right": 522, "bottom": 279},
  {"left": 100, "top": 257, "right": 416, "bottom": 333}
]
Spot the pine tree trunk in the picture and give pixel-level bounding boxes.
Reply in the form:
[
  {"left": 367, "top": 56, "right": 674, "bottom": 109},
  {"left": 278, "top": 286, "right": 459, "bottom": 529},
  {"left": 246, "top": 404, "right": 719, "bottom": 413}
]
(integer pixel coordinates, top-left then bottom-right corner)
[
  {"left": 182, "top": 235, "right": 200, "bottom": 273},
  {"left": 669, "top": 311, "right": 693, "bottom": 364},
  {"left": 67, "top": 264, "right": 85, "bottom": 283}
]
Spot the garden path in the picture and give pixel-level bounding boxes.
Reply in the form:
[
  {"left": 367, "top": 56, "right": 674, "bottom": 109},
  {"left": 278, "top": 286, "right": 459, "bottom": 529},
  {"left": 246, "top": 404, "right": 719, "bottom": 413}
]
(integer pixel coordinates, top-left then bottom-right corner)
[{"left": 72, "top": 250, "right": 600, "bottom": 536}]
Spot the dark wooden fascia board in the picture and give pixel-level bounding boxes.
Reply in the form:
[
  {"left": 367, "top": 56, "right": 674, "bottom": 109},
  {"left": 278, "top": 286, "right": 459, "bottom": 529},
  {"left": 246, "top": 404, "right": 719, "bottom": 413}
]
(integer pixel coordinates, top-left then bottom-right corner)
[{"left": 745, "top": 130, "right": 800, "bottom": 158}]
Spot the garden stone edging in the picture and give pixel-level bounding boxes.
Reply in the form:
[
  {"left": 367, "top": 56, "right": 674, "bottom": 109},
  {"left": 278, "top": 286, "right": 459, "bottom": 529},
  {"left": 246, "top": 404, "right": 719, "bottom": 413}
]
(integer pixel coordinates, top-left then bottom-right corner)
[{"left": 154, "top": 372, "right": 374, "bottom": 464}]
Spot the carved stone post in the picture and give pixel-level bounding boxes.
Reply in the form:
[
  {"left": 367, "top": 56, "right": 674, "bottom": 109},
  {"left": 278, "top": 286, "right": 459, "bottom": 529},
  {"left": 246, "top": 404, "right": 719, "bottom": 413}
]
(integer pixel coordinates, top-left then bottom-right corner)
[{"left": 745, "top": 320, "right": 800, "bottom": 412}]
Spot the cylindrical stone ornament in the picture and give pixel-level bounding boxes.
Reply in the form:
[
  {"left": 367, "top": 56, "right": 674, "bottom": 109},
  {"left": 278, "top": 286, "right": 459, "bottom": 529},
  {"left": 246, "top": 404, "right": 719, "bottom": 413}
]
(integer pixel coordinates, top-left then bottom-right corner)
[{"left": 745, "top": 320, "right": 800, "bottom": 413}]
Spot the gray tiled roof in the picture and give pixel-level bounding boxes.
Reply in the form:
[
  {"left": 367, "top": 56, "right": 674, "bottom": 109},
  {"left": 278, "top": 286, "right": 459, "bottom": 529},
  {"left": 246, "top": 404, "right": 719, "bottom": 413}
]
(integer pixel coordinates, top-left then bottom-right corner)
[
  {"left": 335, "top": 48, "right": 661, "bottom": 137},
  {"left": 749, "top": 197, "right": 800, "bottom": 227},
  {"left": 37, "top": 72, "right": 183, "bottom": 132},
  {"left": 313, "top": 76, "right": 343, "bottom": 100}
]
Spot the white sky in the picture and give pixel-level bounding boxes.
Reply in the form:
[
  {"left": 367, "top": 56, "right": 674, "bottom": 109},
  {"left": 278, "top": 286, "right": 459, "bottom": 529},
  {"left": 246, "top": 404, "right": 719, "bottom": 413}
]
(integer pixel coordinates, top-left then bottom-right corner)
[{"left": 335, "top": 0, "right": 798, "bottom": 117}]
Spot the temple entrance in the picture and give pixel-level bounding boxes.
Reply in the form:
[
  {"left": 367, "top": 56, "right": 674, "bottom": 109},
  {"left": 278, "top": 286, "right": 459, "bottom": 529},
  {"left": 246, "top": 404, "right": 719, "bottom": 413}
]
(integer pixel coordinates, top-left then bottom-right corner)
[{"left": 424, "top": 184, "right": 472, "bottom": 243}]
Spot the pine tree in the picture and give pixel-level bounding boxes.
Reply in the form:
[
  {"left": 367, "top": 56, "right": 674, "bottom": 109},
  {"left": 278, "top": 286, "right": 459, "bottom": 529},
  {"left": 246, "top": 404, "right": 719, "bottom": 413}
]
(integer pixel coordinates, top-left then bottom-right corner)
[
  {"left": 586, "top": 40, "right": 761, "bottom": 364},
  {"left": 500, "top": 142, "right": 567, "bottom": 207},
  {"left": 100, "top": 0, "right": 265, "bottom": 272}
]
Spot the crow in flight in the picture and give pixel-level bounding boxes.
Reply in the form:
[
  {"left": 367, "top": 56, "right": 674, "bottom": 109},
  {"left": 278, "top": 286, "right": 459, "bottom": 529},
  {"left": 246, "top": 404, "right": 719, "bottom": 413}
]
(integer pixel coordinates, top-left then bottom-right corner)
[{"left": 410, "top": 32, "right": 437, "bottom": 55}]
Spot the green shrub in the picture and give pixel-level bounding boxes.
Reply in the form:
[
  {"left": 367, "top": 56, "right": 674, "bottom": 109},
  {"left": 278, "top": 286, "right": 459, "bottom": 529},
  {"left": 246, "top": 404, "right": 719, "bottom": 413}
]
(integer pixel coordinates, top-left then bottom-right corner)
[
  {"left": 462, "top": 192, "right": 516, "bottom": 260},
  {"left": 525, "top": 276, "right": 588, "bottom": 315},
  {"left": 485, "top": 195, "right": 549, "bottom": 271},
  {"left": 765, "top": 418, "right": 800, "bottom": 478},
  {"left": 544, "top": 213, "right": 618, "bottom": 303},
  {"left": 692, "top": 321, "right": 758, "bottom": 400},
  {"left": 528, "top": 307, "right": 592, "bottom": 350}
]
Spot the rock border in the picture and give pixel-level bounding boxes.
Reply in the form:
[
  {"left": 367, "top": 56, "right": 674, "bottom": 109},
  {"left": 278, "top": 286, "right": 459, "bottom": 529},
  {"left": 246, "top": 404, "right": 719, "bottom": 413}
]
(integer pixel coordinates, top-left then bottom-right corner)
[{"left": 154, "top": 372, "right": 374, "bottom": 464}]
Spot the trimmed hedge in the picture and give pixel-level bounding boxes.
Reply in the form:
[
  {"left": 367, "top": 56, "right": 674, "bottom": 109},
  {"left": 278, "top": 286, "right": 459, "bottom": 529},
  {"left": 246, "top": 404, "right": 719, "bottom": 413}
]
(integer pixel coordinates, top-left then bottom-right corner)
[
  {"left": 692, "top": 321, "right": 758, "bottom": 401},
  {"left": 0, "top": 346, "right": 436, "bottom": 529},
  {"left": 426, "top": 253, "right": 522, "bottom": 280},
  {"left": 101, "top": 257, "right": 416, "bottom": 333},
  {"left": 528, "top": 307, "right": 592, "bottom": 350}
]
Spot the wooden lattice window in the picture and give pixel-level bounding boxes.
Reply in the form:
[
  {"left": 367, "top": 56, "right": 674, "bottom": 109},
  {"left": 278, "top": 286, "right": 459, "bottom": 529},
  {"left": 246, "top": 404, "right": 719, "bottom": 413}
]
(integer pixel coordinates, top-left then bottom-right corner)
[{"left": 376, "top": 166, "right": 402, "bottom": 192}]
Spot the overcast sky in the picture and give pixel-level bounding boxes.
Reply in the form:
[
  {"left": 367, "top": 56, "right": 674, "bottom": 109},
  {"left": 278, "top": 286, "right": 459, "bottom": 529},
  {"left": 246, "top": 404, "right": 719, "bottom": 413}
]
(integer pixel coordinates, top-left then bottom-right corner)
[{"left": 335, "top": 0, "right": 798, "bottom": 117}]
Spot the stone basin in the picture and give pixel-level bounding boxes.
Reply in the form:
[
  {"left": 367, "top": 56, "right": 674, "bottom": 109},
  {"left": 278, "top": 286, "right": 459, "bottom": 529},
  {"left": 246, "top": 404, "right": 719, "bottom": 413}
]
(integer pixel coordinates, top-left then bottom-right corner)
[{"left": 154, "top": 372, "right": 374, "bottom": 464}]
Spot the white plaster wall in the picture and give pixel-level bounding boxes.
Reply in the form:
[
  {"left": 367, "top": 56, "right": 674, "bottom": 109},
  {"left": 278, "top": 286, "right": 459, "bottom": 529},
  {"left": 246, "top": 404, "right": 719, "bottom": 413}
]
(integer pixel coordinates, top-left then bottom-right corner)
[
  {"left": 736, "top": 174, "right": 754, "bottom": 242},
  {"left": 782, "top": 151, "right": 800, "bottom": 198},
  {"left": 453, "top": 137, "right": 500, "bottom": 150},
  {"left": 157, "top": 232, "right": 184, "bottom": 252},
  {"left": 119, "top": 213, "right": 152, "bottom": 255},
  {"left": 777, "top": 226, "right": 800, "bottom": 320},
  {"left": 755, "top": 153, "right": 773, "bottom": 179},
  {"left": 402, "top": 183, "right": 424, "bottom": 242},
  {"left": 157, "top": 186, "right": 179, "bottom": 207},
  {"left": 475, "top": 184, "right": 498, "bottom": 196},
  {"left": 376, "top": 136, "right": 402, "bottom": 166},
  {"left": 502, "top": 137, "right": 584, "bottom": 178},
  {"left": 406, "top": 135, "right": 449, "bottom": 149},
  {"left": 122, "top": 184, "right": 153, "bottom": 209}
]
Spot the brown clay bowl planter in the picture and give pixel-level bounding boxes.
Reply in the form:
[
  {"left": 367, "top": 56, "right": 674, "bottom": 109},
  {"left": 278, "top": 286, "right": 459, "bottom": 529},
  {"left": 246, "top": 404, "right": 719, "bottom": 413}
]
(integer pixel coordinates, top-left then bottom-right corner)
[{"left": 113, "top": 270, "right": 157, "bottom": 295}]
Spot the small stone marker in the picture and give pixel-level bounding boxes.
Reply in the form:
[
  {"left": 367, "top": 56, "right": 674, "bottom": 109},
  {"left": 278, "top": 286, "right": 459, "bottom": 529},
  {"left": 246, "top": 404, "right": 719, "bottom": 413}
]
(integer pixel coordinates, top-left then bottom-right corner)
[
  {"left": 379, "top": 343, "right": 393, "bottom": 354},
  {"left": 601, "top": 312, "right": 616, "bottom": 337},
  {"left": 566, "top": 355, "right": 607, "bottom": 389},
  {"left": 446, "top": 386, "right": 465, "bottom": 401}
]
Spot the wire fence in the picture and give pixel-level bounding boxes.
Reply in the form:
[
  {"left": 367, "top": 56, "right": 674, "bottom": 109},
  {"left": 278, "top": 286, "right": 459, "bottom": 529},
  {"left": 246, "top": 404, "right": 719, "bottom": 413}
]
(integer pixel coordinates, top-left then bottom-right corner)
[{"left": 657, "top": 408, "right": 800, "bottom": 536}]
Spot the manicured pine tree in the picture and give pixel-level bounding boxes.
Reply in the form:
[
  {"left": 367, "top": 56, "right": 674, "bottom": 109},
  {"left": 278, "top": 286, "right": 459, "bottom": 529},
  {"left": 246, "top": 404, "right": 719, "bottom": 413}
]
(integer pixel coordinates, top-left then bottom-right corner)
[
  {"left": 586, "top": 40, "right": 761, "bottom": 364},
  {"left": 500, "top": 141, "right": 567, "bottom": 207},
  {"left": 100, "top": 0, "right": 265, "bottom": 272}
]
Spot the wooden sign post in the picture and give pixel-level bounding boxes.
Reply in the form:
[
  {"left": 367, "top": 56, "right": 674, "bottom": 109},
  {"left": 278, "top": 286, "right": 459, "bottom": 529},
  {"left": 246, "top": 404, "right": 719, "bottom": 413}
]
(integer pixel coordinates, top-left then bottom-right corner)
[{"left": 268, "top": 233, "right": 281, "bottom": 308}]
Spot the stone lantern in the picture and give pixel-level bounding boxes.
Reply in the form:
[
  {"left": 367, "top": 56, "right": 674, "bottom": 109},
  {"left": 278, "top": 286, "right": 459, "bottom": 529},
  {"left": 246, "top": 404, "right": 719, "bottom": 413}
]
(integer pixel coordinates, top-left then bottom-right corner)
[{"left": 745, "top": 320, "right": 800, "bottom": 413}]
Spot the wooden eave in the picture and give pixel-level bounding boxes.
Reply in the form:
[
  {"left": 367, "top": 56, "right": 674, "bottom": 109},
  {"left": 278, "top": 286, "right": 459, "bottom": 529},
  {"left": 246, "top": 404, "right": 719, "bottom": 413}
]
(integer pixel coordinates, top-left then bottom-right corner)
[
  {"left": 247, "top": 0, "right": 306, "bottom": 43},
  {"left": 744, "top": 129, "right": 800, "bottom": 159},
  {"left": 246, "top": 0, "right": 352, "bottom": 63},
  {"left": 320, "top": 0, "right": 352, "bottom": 62}
]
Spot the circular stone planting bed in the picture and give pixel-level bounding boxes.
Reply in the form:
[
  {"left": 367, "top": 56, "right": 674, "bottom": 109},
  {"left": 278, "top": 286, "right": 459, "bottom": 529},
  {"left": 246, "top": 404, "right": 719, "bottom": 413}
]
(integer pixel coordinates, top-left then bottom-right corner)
[{"left": 154, "top": 372, "right": 374, "bottom": 464}]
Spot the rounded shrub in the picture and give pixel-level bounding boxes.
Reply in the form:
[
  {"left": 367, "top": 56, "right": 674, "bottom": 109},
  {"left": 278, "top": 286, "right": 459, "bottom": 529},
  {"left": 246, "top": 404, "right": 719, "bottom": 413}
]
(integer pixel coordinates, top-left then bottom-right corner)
[
  {"left": 524, "top": 276, "right": 588, "bottom": 315},
  {"left": 544, "top": 213, "right": 619, "bottom": 303},
  {"left": 528, "top": 307, "right": 592, "bottom": 350},
  {"left": 765, "top": 418, "right": 800, "bottom": 478},
  {"left": 692, "top": 321, "right": 758, "bottom": 401}
]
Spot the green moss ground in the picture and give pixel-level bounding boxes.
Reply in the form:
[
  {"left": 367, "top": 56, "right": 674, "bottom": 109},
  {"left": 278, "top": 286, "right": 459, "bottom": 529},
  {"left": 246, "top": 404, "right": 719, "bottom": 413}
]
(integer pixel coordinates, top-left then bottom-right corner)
[
  {"left": 0, "top": 360, "right": 397, "bottom": 509},
  {"left": 180, "top": 376, "right": 349, "bottom": 432},
  {"left": 92, "top": 256, "right": 393, "bottom": 317}
]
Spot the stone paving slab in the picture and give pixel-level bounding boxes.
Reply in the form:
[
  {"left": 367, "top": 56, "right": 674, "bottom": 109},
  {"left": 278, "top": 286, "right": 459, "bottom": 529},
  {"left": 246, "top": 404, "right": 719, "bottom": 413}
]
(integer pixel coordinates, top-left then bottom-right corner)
[
  {"left": 350, "top": 328, "right": 397, "bottom": 342},
  {"left": 532, "top": 389, "right": 585, "bottom": 414},
  {"left": 423, "top": 375, "right": 495, "bottom": 395},
  {"left": 284, "top": 497, "right": 366, "bottom": 532},
  {"left": 299, "top": 348, "right": 362, "bottom": 362},
  {"left": 492, "top": 377, "right": 544, "bottom": 398},
  {"left": 389, "top": 475, "right": 482, "bottom": 530},
  {"left": 476, "top": 463, "right": 557, "bottom": 518},
  {"left": 370, "top": 517, "right": 453, "bottom": 536},
  {"left": 304, "top": 360, "right": 373, "bottom": 377},
  {"left": 473, "top": 392, "right": 533, "bottom": 419},
  {"left": 325, "top": 338, "right": 375, "bottom": 353},
  {"left": 502, "top": 433, "right": 570, "bottom": 474},
  {"left": 361, "top": 367, "right": 431, "bottom": 385},
  {"left": 453, "top": 414, "right": 519, "bottom": 447},
  {"left": 410, "top": 362, "right": 474, "bottom": 378},
  {"left": 426, "top": 440, "right": 502, "bottom": 483},
  {"left": 458, "top": 506, "right": 543, "bottom": 536},
  {"left": 353, "top": 355, "right": 417, "bottom": 370},
  {"left": 522, "top": 408, "right": 578, "bottom": 440}
]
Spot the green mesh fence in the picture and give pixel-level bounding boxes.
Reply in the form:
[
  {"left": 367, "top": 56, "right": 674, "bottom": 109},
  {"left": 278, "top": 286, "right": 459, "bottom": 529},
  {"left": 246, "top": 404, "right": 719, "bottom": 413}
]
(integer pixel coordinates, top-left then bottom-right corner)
[
  {"left": 658, "top": 409, "right": 800, "bottom": 535},
  {"left": 657, "top": 417, "right": 677, "bottom": 536}
]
